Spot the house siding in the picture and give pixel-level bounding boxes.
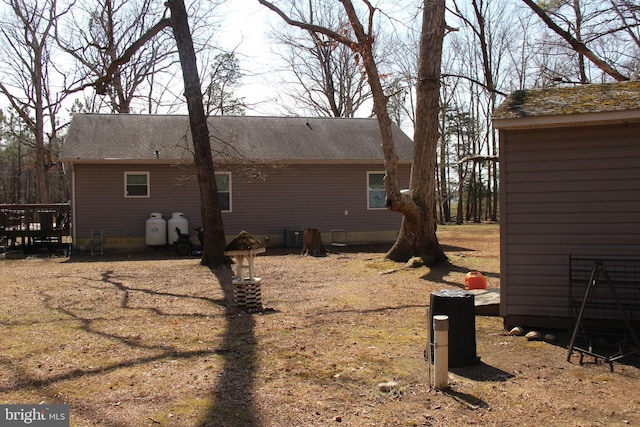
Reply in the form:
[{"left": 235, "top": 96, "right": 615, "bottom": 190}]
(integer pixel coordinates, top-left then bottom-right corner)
[
  {"left": 73, "top": 163, "right": 409, "bottom": 249},
  {"left": 500, "top": 122, "right": 640, "bottom": 328}
]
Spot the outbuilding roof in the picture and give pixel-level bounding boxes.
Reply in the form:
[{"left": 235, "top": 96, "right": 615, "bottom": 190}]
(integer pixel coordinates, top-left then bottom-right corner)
[
  {"left": 493, "top": 81, "right": 640, "bottom": 129},
  {"left": 61, "top": 114, "right": 413, "bottom": 164}
]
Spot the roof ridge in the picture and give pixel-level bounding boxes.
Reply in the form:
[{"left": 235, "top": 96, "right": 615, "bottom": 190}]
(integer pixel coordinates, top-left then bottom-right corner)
[{"left": 73, "top": 112, "right": 379, "bottom": 121}]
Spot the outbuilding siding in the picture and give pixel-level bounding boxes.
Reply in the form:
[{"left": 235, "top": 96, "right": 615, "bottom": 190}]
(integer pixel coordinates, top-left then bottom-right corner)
[{"left": 499, "top": 122, "right": 640, "bottom": 327}]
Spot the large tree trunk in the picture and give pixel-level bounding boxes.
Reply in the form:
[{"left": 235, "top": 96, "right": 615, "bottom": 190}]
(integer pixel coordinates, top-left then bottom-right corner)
[
  {"left": 386, "top": 0, "right": 447, "bottom": 264},
  {"left": 258, "top": 0, "right": 447, "bottom": 265},
  {"left": 167, "top": 0, "right": 227, "bottom": 266},
  {"left": 34, "top": 39, "right": 49, "bottom": 203},
  {"left": 339, "top": 0, "right": 446, "bottom": 265}
]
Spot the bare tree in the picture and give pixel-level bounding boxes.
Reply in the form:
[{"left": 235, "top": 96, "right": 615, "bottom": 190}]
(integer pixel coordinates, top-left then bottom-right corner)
[
  {"left": 386, "top": 15, "right": 422, "bottom": 129},
  {"left": 168, "top": 0, "right": 227, "bottom": 266},
  {"left": 522, "top": 0, "right": 630, "bottom": 81},
  {"left": 436, "top": 70, "right": 463, "bottom": 224},
  {"left": 609, "top": 0, "right": 640, "bottom": 79},
  {"left": 260, "top": 0, "right": 447, "bottom": 264},
  {"left": 502, "top": 12, "right": 539, "bottom": 90},
  {"left": 0, "top": 0, "right": 73, "bottom": 203},
  {"left": 56, "top": 0, "right": 179, "bottom": 113},
  {"left": 93, "top": 0, "right": 227, "bottom": 266},
  {"left": 0, "top": 110, "right": 27, "bottom": 203},
  {"left": 271, "top": 1, "right": 372, "bottom": 117},
  {"left": 450, "top": 0, "right": 511, "bottom": 222},
  {"left": 59, "top": 0, "right": 221, "bottom": 114}
]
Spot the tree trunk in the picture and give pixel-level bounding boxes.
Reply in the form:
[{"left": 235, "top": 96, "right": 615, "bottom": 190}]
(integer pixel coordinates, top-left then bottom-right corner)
[
  {"left": 456, "top": 163, "right": 464, "bottom": 225},
  {"left": 302, "top": 228, "right": 326, "bottom": 257},
  {"left": 386, "top": 0, "right": 447, "bottom": 265},
  {"left": 33, "top": 35, "right": 49, "bottom": 204},
  {"left": 258, "top": 0, "right": 447, "bottom": 265},
  {"left": 167, "top": 0, "right": 227, "bottom": 266},
  {"left": 439, "top": 111, "right": 450, "bottom": 223}
]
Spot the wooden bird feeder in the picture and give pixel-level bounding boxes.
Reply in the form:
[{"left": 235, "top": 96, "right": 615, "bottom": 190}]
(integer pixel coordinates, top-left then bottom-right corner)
[{"left": 224, "top": 231, "right": 266, "bottom": 309}]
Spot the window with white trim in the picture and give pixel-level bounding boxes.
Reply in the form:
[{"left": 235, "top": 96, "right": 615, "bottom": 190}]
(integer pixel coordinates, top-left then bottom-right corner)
[
  {"left": 216, "top": 172, "right": 231, "bottom": 212},
  {"left": 124, "top": 172, "right": 149, "bottom": 198},
  {"left": 367, "top": 171, "right": 386, "bottom": 209}
]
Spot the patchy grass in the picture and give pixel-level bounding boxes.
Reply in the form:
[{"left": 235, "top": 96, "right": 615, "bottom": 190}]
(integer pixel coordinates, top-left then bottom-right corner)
[{"left": 1, "top": 223, "right": 638, "bottom": 426}]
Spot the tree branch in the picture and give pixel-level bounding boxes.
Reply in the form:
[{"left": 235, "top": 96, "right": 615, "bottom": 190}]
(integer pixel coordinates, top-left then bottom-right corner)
[
  {"left": 0, "top": 82, "right": 36, "bottom": 131},
  {"left": 258, "top": 0, "right": 358, "bottom": 49},
  {"left": 441, "top": 74, "right": 507, "bottom": 96},
  {"left": 521, "top": 0, "right": 629, "bottom": 82},
  {"left": 93, "top": 18, "right": 172, "bottom": 94}
]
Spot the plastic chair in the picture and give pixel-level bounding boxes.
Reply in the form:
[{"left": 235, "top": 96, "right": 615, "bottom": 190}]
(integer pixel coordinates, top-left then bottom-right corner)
[{"left": 330, "top": 229, "right": 348, "bottom": 247}]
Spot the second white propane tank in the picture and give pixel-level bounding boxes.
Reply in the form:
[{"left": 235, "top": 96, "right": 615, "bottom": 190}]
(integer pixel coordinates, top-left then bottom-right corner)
[{"left": 168, "top": 212, "right": 189, "bottom": 244}]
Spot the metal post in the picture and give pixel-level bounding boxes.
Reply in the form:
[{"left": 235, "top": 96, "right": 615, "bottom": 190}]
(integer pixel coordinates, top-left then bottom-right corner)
[{"left": 433, "top": 315, "right": 449, "bottom": 389}]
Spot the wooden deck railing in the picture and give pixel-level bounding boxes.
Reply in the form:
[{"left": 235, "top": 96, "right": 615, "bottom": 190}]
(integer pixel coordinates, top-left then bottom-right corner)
[{"left": 0, "top": 204, "right": 71, "bottom": 249}]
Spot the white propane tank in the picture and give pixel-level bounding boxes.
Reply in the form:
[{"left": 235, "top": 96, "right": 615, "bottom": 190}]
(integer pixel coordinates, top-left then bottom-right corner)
[
  {"left": 168, "top": 212, "right": 189, "bottom": 244},
  {"left": 145, "top": 213, "right": 167, "bottom": 246}
]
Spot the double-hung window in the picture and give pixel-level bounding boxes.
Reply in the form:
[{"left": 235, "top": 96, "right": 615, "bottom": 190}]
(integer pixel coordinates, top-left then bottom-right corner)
[
  {"left": 216, "top": 172, "right": 231, "bottom": 212},
  {"left": 124, "top": 172, "right": 149, "bottom": 198},
  {"left": 367, "top": 171, "right": 386, "bottom": 209}
]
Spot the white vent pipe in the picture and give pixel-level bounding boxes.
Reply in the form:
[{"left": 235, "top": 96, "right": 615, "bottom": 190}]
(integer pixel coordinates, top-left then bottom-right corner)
[{"left": 433, "top": 315, "right": 449, "bottom": 389}]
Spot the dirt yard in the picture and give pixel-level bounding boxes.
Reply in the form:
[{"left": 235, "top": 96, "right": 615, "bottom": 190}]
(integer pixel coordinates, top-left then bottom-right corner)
[{"left": 1, "top": 223, "right": 639, "bottom": 426}]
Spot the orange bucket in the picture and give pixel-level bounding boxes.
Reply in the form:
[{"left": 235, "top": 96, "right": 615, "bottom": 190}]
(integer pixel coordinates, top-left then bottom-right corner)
[{"left": 464, "top": 271, "right": 487, "bottom": 290}]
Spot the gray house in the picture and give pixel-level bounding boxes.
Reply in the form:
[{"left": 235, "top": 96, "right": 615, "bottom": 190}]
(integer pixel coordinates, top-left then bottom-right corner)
[
  {"left": 60, "top": 114, "right": 413, "bottom": 251},
  {"left": 493, "top": 81, "right": 640, "bottom": 329}
]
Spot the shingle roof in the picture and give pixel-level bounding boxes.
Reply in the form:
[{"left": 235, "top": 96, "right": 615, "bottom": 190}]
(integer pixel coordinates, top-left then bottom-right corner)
[
  {"left": 61, "top": 114, "right": 413, "bottom": 163},
  {"left": 224, "top": 231, "right": 266, "bottom": 252},
  {"left": 493, "top": 80, "right": 640, "bottom": 120}
]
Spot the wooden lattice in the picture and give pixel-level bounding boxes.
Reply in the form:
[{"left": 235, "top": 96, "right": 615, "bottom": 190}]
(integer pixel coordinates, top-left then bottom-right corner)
[{"left": 233, "top": 281, "right": 262, "bottom": 310}]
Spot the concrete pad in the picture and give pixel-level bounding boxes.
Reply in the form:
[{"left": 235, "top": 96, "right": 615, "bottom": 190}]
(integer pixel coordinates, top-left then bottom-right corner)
[{"left": 469, "top": 288, "right": 500, "bottom": 316}]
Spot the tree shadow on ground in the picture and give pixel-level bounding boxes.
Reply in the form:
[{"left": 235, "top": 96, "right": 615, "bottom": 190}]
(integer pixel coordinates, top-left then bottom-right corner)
[
  {"left": 419, "top": 261, "right": 469, "bottom": 288},
  {"left": 0, "top": 263, "right": 269, "bottom": 425},
  {"left": 199, "top": 266, "right": 264, "bottom": 427},
  {"left": 0, "top": 256, "right": 277, "bottom": 427},
  {"left": 95, "top": 269, "right": 228, "bottom": 310},
  {"left": 420, "top": 259, "right": 500, "bottom": 289},
  {"left": 1, "top": 277, "right": 233, "bottom": 425},
  {"left": 441, "top": 387, "right": 491, "bottom": 410},
  {"left": 63, "top": 247, "right": 185, "bottom": 263},
  {"left": 425, "top": 350, "right": 503, "bottom": 411},
  {"left": 440, "top": 244, "right": 475, "bottom": 253}
]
